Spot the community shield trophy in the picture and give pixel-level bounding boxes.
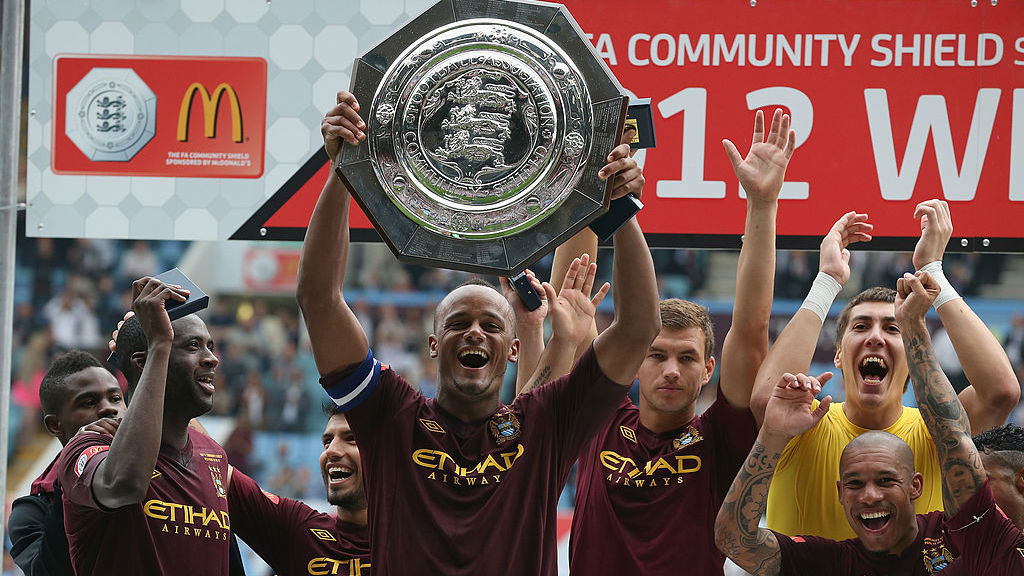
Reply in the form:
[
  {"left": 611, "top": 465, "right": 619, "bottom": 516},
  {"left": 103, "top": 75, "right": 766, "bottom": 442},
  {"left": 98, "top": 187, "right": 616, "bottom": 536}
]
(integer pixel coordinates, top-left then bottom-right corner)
[{"left": 337, "top": 0, "right": 629, "bottom": 275}]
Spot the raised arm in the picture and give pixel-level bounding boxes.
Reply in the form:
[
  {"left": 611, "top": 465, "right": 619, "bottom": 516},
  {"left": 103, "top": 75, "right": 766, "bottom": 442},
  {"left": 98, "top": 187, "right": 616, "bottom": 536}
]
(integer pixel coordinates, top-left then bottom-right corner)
[
  {"left": 592, "top": 141, "right": 660, "bottom": 385},
  {"left": 749, "top": 212, "right": 873, "bottom": 423},
  {"left": 516, "top": 255, "right": 609, "bottom": 393},
  {"left": 910, "top": 199, "right": 1020, "bottom": 433},
  {"left": 296, "top": 91, "right": 370, "bottom": 376},
  {"left": 896, "top": 271, "right": 987, "bottom": 515},
  {"left": 501, "top": 270, "right": 548, "bottom": 394},
  {"left": 715, "top": 372, "right": 832, "bottom": 576},
  {"left": 550, "top": 228, "right": 600, "bottom": 360},
  {"left": 92, "top": 277, "right": 186, "bottom": 508},
  {"left": 720, "top": 109, "right": 793, "bottom": 412}
]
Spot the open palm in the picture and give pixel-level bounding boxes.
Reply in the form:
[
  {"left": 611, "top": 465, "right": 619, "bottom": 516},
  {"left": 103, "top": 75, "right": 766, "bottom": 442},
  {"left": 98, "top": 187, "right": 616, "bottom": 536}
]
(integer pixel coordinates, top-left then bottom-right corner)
[
  {"left": 723, "top": 109, "right": 795, "bottom": 204},
  {"left": 545, "top": 254, "right": 609, "bottom": 345}
]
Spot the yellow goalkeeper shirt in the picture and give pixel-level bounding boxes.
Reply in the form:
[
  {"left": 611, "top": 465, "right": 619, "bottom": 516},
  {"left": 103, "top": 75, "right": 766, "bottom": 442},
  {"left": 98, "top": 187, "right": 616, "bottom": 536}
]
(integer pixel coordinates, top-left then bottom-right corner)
[{"left": 766, "top": 401, "right": 942, "bottom": 540}]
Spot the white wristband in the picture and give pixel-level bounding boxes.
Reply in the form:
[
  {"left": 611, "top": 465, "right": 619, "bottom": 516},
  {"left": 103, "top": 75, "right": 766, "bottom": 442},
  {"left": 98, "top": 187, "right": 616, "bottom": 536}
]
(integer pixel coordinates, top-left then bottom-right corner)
[
  {"left": 800, "top": 272, "right": 843, "bottom": 323},
  {"left": 918, "top": 261, "right": 962, "bottom": 309}
]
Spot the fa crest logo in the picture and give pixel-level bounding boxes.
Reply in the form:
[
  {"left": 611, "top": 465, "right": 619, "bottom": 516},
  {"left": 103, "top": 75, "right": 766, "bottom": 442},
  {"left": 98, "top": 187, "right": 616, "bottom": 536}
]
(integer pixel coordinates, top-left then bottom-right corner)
[
  {"left": 488, "top": 409, "right": 521, "bottom": 445},
  {"left": 64, "top": 68, "right": 156, "bottom": 162},
  {"left": 209, "top": 466, "right": 227, "bottom": 499},
  {"left": 922, "top": 538, "right": 954, "bottom": 573},
  {"left": 672, "top": 425, "right": 704, "bottom": 450}
]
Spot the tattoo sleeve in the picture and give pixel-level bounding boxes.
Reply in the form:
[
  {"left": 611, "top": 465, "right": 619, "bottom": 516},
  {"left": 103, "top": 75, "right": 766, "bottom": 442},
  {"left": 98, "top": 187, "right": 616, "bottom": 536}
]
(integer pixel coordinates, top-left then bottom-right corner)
[
  {"left": 715, "top": 441, "right": 783, "bottom": 576},
  {"left": 902, "top": 325, "right": 987, "bottom": 515}
]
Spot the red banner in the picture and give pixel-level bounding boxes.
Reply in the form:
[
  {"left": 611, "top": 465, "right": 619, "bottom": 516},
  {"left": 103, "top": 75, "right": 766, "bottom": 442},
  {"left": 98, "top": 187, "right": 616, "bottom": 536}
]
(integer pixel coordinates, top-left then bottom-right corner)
[
  {"left": 53, "top": 55, "right": 266, "bottom": 178},
  {"left": 555, "top": 0, "right": 1023, "bottom": 248},
  {"left": 235, "top": 0, "right": 1024, "bottom": 250}
]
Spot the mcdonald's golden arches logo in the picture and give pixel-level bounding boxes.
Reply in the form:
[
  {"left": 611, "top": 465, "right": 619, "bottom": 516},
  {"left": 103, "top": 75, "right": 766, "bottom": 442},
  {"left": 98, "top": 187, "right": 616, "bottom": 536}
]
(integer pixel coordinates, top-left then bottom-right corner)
[{"left": 177, "top": 82, "right": 243, "bottom": 143}]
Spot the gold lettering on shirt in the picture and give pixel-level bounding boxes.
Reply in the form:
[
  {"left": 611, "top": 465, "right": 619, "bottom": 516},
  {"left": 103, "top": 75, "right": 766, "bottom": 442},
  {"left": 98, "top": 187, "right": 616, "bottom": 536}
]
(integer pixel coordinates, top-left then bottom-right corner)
[
  {"left": 144, "top": 498, "right": 231, "bottom": 541},
  {"left": 412, "top": 444, "right": 524, "bottom": 486},
  {"left": 307, "top": 557, "right": 371, "bottom": 575},
  {"left": 600, "top": 450, "right": 703, "bottom": 487}
]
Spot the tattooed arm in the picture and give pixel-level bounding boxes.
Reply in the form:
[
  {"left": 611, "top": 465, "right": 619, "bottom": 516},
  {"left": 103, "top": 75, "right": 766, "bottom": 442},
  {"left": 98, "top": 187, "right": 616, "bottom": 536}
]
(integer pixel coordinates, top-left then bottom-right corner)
[
  {"left": 520, "top": 255, "right": 609, "bottom": 392},
  {"left": 715, "top": 372, "right": 832, "bottom": 576},
  {"left": 896, "top": 271, "right": 988, "bottom": 516}
]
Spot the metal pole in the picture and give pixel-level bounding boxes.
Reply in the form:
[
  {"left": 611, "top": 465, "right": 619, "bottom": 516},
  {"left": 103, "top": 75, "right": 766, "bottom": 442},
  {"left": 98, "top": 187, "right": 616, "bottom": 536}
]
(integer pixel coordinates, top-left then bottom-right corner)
[{"left": 0, "top": 0, "right": 26, "bottom": 546}]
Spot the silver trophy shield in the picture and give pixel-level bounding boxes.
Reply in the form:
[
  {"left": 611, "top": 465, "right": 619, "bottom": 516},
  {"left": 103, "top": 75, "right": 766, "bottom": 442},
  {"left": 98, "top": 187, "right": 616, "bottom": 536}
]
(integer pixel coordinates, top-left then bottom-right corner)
[{"left": 339, "top": 0, "right": 628, "bottom": 275}]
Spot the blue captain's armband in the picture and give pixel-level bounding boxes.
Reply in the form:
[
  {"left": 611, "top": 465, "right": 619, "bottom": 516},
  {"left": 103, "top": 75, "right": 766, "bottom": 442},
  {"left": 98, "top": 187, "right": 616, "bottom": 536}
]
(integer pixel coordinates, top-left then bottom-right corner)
[{"left": 319, "top": 348, "right": 380, "bottom": 411}]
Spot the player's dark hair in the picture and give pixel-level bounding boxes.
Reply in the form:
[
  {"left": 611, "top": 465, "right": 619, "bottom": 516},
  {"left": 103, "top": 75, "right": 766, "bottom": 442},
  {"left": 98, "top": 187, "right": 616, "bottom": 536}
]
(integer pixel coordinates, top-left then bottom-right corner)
[
  {"left": 833, "top": 286, "right": 906, "bottom": 390},
  {"left": 973, "top": 424, "right": 1024, "bottom": 473},
  {"left": 115, "top": 314, "right": 148, "bottom": 396},
  {"left": 323, "top": 400, "right": 343, "bottom": 418},
  {"left": 834, "top": 286, "right": 897, "bottom": 348},
  {"left": 659, "top": 299, "right": 715, "bottom": 360},
  {"left": 39, "top": 350, "right": 106, "bottom": 416}
]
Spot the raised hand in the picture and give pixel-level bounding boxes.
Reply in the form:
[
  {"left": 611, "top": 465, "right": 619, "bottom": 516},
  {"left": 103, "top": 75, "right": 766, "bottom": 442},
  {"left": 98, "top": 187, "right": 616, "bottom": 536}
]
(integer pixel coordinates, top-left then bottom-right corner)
[
  {"left": 75, "top": 417, "right": 121, "bottom": 438},
  {"left": 542, "top": 253, "right": 610, "bottom": 346},
  {"left": 131, "top": 277, "right": 188, "bottom": 346},
  {"left": 819, "top": 211, "right": 873, "bottom": 285},
  {"left": 722, "top": 108, "right": 795, "bottom": 205},
  {"left": 912, "top": 199, "right": 953, "bottom": 269},
  {"left": 108, "top": 310, "right": 135, "bottom": 353},
  {"left": 895, "top": 271, "right": 940, "bottom": 328},
  {"left": 762, "top": 372, "right": 832, "bottom": 440},
  {"left": 500, "top": 269, "right": 548, "bottom": 328},
  {"left": 599, "top": 130, "right": 644, "bottom": 200},
  {"left": 321, "top": 90, "right": 365, "bottom": 162}
]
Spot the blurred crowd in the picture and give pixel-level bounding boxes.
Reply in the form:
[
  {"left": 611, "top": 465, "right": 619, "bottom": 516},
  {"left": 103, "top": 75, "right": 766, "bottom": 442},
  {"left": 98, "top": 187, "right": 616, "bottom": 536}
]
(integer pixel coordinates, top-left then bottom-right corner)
[{"left": 4, "top": 231, "right": 1023, "bottom": 517}]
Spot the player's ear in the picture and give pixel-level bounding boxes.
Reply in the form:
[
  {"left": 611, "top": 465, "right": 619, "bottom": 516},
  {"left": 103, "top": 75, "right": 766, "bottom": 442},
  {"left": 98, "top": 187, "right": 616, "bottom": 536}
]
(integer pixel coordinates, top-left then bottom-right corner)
[
  {"left": 507, "top": 338, "right": 520, "bottom": 364},
  {"left": 43, "top": 414, "right": 63, "bottom": 438},
  {"left": 909, "top": 472, "right": 924, "bottom": 501},
  {"left": 427, "top": 335, "right": 438, "bottom": 359}
]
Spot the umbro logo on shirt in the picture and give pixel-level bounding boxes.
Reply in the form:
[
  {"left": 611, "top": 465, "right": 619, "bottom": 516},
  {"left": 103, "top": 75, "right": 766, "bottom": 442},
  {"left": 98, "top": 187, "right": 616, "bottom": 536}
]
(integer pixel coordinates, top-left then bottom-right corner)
[
  {"left": 620, "top": 426, "right": 637, "bottom": 443},
  {"left": 311, "top": 528, "right": 336, "bottom": 541},
  {"left": 419, "top": 419, "right": 446, "bottom": 434}
]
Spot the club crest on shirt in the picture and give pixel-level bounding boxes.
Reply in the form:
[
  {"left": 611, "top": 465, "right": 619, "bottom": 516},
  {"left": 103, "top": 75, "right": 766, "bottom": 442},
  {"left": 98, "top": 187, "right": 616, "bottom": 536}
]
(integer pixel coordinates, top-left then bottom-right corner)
[
  {"left": 419, "top": 418, "right": 447, "bottom": 434},
  {"left": 208, "top": 465, "right": 227, "bottom": 499},
  {"left": 619, "top": 426, "right": 637, "bottom": 444},
  {"left": 672, "top": 425, "right": 703, "bottom": 450},
  {"left": 488, "top": 409, "right": 521, "bottom": 445},
  {"left": 310, "top": 528, "right": 337, "bottom": 541},
  {"left": 922, "top": 537, "right": 954, "bottom": 573}
]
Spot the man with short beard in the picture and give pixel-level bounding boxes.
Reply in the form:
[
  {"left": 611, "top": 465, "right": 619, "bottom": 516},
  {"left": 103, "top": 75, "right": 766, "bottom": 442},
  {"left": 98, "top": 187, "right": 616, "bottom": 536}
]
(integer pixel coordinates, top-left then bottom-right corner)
[
  {"left": 297, "top": 90, "right": 660, "bottom": 575},
  {"left": 57, "top": 277, "right": 231, "bottom": 576},
  {"left": 226, "top": 406, "right": 370, "bottom": 575},
  {"left": 751, "top": 200, "right": 1019, "bottom": 540},
  {"left": 715, "top": 271, "right": 1024, "bottom": 576}
]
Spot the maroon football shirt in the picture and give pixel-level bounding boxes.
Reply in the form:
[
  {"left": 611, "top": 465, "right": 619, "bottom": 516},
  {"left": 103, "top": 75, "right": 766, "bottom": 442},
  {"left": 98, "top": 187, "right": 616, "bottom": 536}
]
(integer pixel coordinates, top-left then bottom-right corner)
[
  {"left": 570, "top": 388, "right": 756, "bottom": 575},
  {"left": 775, "top": 481, "right": 1024, "bottom": 575},
  {"left": 342, "top": 344, "right": 626, "bottom": 575},
  {"left": 59, "top": 428, "right": 231, "bottom": 576},
  {"left": 228, "top": 468, "right": 370, "bottom": 576}
]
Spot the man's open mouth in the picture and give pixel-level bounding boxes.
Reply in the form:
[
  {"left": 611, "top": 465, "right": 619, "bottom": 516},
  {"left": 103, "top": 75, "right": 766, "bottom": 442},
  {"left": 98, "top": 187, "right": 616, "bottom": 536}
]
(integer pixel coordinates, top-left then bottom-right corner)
[
  {"left": 859, "top": 356, "right": 888, "bottom": 384},
  {"left": 859, "top": 510, "right": 891, "bottom": 531},
  {"left": 458, "top": 349, "right": 489, "bottom": 369}
]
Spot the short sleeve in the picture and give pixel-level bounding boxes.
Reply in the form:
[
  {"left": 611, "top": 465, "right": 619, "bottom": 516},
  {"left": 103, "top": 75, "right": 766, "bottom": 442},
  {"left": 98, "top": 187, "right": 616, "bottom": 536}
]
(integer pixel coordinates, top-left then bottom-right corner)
[
  {"left": 228, "top": 469, "right": 317, "bottom": 572},
  {"left": 945, "top": 482, "right": 1024, "bottom": 575},
  {"left": 518, "top": 344, "right": 627, "bottom": 464},
  {"left": 56, "top": 433, "right": 114, "bottom": 511},
  {"left": 701, "top": 388, "right": 757, "bottom": 501},
  {"left": 774, "top": 531, "right": 849, "bottom": 575},
  {"left": 342, "top": 367, "right": 421, "bottom": 444}
]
